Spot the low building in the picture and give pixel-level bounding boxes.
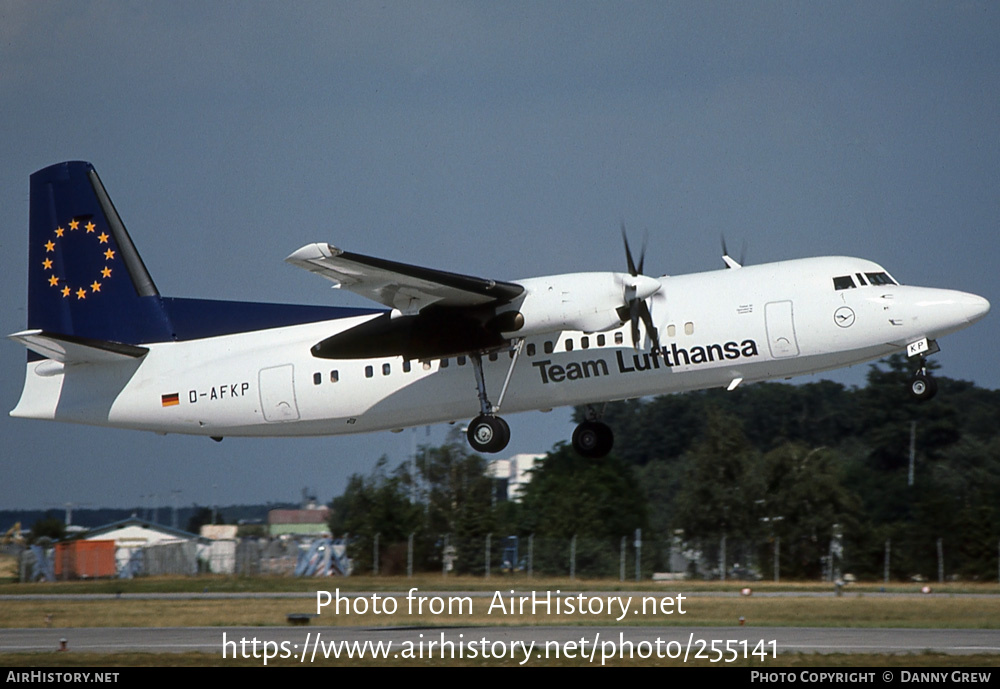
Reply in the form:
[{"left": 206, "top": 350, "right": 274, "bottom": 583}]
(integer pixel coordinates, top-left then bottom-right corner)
[
  {"left": 83, "top": 517, "right": 206, "bottom": 576},
  {"left": 268, "top": 507, "right": 330, "bottom": 537}
]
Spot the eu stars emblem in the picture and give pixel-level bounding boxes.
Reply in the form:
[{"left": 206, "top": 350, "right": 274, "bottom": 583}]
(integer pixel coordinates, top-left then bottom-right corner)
[{"left": 42, "top": 217, "right": 116, "bottom": 299}]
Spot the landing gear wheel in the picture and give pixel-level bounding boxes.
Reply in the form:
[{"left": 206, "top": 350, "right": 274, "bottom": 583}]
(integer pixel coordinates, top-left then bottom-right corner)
[
  {"left": 467, "top": 415, "right": 510, "bottom": 453},
  {"left": 909, "top": 373, "right": 937, "bottom": 402},
  {"left": 572, "top": 421, "right": 614, "bottom": 458}
]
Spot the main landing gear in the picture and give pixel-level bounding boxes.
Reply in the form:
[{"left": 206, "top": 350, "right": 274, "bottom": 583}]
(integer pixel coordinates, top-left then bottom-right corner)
[
  {"left": 572, "top": 420, "right": 614, "bottom": 458},
  {"left": 465, "top": 343, "right": 523, "bottom": 454},
  {"left": 463, "top": 343, "right": 615, "bottom": 458}
]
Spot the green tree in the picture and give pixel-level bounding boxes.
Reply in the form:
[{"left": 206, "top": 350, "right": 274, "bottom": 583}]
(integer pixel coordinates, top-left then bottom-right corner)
[
  {"left": 518, "top": 443, "right": 648, "bottom": 576},
  {"left": 28, "top": 517, "right": 65, "bottom": 544},
  {"left": 413, "top": 434, "right": 496, "bottom": 574},
  {"left": 756, "top": 443, "right": 860, "bottom": 579},
  {"left": 329, "top": 456, "right": 423, "bottom": 574}
]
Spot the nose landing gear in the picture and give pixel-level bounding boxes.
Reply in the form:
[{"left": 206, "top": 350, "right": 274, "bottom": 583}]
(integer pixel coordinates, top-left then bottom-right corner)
[{"left": 908, "top": 354, "right": 938, "bottom": 402}]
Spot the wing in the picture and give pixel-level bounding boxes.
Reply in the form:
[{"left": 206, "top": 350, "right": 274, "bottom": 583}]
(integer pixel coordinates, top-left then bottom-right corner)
[{"left": 286, "top": 243, "right": 524, "bottom": 314}]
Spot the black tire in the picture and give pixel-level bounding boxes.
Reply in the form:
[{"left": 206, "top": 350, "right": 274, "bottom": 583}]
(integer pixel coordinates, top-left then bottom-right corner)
[
  {"left": 467, "top": 415, "right": 510, "bottom": 453},
  {"left": 572, "top": 421, "right": 614, "bottom": 458},
  {"left": 909, "top": 374, "right": 937, "bottom": 402}
]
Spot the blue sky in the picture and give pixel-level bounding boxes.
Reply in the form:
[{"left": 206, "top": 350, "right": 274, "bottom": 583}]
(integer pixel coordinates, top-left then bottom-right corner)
[{"left": 2, "top": 2, "right": 998, "bottom": 510}]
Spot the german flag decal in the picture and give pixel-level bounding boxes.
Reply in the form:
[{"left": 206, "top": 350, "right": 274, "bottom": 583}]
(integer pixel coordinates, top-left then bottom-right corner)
[{"left": 161, "top": 393, "right": 180, "bottom": 407}]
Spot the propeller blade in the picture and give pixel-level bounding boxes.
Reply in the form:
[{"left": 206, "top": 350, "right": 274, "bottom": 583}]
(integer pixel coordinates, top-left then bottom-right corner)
[
  {"left": 630, "top": 299, "right": 641, "bottom": 348},
  {"left": 621, "top": 223, "right": 638, "bottom": 276},
  {"left": 638, "top": 300, "right": 661, "bottom": 352}
]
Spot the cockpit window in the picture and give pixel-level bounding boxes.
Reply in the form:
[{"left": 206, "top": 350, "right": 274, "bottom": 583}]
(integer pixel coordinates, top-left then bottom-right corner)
[
  {"left": 865, "top": 272, "right": 897, "bottom": 286},
  {"left": 833, "top": 275, "right": 856, "bottom": 290}
]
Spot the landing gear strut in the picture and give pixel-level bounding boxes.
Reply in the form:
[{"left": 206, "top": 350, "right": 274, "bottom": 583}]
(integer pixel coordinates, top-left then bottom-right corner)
[
  {"left": 571, "top": 404, "right": 614, "bottom": 458},
  {"left": 465, "top": 342, "right": 523, "bottom": 454}
]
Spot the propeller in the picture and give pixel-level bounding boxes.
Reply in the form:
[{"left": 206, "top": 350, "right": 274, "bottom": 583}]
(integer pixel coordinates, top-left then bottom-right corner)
[{"left": 619, "top": 224, "right": 662, "bottom": 352}]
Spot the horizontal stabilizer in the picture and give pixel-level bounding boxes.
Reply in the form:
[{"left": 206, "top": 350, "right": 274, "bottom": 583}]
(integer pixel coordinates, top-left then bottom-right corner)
[{"left": 8, "top": 329, "right": 148, "bottom": 364}]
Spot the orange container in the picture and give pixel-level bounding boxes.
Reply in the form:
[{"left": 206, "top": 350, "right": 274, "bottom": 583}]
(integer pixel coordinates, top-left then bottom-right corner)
[{"left": 54, "top": 540, "right": 116, "bottom": 579}]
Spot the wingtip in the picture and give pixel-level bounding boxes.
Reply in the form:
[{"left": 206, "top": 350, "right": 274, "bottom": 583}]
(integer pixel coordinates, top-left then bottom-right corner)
[{"left": 285, "top": 242, "right": 341, "bottom": 264}]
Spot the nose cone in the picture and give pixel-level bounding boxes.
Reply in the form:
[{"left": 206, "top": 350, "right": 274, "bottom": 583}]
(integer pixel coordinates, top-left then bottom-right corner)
[
  {"left": 912, "top": 289, "right": 990, "bottom": 336},
  {"left": 962, "top": 293, "right": 991, "bottom": 325},
  {"left": 630, "top": 275, "right": 662, "bottom": 300}
]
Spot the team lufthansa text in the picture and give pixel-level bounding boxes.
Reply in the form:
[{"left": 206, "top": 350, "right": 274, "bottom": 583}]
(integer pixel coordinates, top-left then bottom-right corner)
[{"left": 317, "top": 588, "right": 686, "bottom": 621}]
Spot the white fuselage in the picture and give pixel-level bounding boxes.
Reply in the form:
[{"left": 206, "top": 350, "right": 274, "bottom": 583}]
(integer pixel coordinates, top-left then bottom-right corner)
[{"left": 10, "top": 256, "right": 989, "bottom": 437}]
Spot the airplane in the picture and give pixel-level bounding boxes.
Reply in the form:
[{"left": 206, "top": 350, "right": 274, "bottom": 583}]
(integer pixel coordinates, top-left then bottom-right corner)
[{"left": 9, "top": 161, "right": 991, "bottom": 458}]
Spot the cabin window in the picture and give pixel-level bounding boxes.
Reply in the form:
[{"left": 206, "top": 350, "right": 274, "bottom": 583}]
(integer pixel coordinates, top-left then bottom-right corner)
[
  {"left": 457, "top": 356, "right": 466, "bottom": 366},
  {"left": 596, "top": 334, "right": 605, "bottom": 346},
  {"left": 313, "top": 372, "right": 321, "bottom": 385},
  {"left": 330, "top": 370, "right": 339, "bottom": 383},
  {"left": 422, "top": 361, "right": 431, "bottom": 371},
  {"left": 684, "top": 321, "right": 694, "bottom": 335},
  {"left": 544, "top": 341, "right": 554, "bottom": 354},
  {"left": 382, "top": 363, "right": 391, "bottom": 376},
  {"left": 833, "top": 275, "right": 856, "bottom": 290},
  {"left": 488, "top": 352, "right": 498, "bottom": 362},
  {"left": 365, "top": 365, "right": 373, "bottom": 378},
  {"left": 403, "top": 360, "right": 411, "bottom": 373},
  {"left": 667, "top": 324, "right": 676, "bottom": 338},
  {"left": 440, "top": 358, "right": 449, "bottom": 368},
  {"left": 565, "top": 339, "right": 574, "bottom": 352},
  {"left": 581, "top": 336, "right": 589, "bottom": 349},
  {"left": 614, "top": 332, "right": 624, "bottom": 345},
  {"left": 527, "top": 343, "right": 536, "bottom": 356}
]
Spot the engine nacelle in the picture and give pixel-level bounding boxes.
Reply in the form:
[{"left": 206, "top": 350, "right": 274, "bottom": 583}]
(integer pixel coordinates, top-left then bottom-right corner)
[{"left": 496, "top": 272, "right": 661, "bottom": 337}]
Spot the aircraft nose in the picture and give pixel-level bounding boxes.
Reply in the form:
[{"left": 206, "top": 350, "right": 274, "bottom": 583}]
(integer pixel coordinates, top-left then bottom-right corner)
[{"left": 960, "top": 292, "right": 990, "bottom": 325}]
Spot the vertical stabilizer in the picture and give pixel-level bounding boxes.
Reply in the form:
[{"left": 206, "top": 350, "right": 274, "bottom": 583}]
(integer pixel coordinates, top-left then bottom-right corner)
[{"left": 28, "top": 162, "right": 174, "bottom": 345}]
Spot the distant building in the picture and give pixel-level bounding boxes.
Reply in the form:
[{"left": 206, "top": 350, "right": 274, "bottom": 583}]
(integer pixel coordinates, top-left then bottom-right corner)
[
  {"left": 268, "top": 507, "right": 330, "bottom": 537},
  {"left": 82, "top": 517, "right": 208, "bottom": 576},
  {"left": 489, "top": 453, "right": 544, "bottom": 502}
]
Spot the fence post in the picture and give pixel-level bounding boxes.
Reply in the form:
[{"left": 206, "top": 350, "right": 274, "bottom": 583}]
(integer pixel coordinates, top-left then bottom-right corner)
[
  {"left": 619, "top": 537, "right": 625, "bottom": 582},
  {"left": 937, "top": 538, "right": 944, "bottom": 584},
  {"left": 884, "top": 539, "right": 891, "bottom": 585},
  {"left": 774, "top": 537, "right": 780, "bottom": 583},
  {"left": 407, "top": 533, "right": 414, "bottom": 578},
  {"left": 635, "top": 528, "right": 642, "bottom": 582}
]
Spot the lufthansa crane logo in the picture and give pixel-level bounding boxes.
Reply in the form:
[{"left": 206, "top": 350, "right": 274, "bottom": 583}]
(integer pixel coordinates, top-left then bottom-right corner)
[
  {"left": 41, "top": 217, "right": 117, "bottom": 299},
  {"left": 834, "top": 306, "right": 855, "bottom": 328}
]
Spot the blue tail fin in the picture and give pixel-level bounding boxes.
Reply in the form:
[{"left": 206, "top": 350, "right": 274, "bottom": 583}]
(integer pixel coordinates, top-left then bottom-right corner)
[{"left": 28, "top": 161, "right": 174, "bottom": 345}]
